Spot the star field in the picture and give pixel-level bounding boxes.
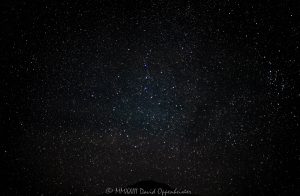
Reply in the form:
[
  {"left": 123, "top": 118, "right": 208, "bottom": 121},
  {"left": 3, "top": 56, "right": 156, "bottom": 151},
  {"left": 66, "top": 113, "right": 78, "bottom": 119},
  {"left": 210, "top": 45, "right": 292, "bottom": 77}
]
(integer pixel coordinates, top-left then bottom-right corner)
[{"left": 1, "top": 0, "right": 299, "bottom": 195}]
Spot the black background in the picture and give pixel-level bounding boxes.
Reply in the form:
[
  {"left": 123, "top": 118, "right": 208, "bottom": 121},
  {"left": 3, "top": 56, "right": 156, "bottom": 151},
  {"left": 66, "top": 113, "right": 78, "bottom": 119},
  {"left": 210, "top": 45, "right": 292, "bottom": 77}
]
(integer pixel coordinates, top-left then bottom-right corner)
[{"left": 1, "top": 0, "right": 299, "bottom": 195}]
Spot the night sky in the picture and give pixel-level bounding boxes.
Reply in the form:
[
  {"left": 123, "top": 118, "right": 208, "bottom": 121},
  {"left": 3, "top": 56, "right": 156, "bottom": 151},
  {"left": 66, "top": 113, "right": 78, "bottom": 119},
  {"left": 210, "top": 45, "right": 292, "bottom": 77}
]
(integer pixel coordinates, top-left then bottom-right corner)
[{"left": 1, "top": 0, "right": 299, "bottom": 195}]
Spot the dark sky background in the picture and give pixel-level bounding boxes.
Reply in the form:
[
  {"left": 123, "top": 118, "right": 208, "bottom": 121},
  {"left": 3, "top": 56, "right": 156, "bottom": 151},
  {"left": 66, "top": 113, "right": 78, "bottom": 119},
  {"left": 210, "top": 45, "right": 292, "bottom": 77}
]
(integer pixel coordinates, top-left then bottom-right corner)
[{"left": 1, "top": 0, "right": 299, "bottom": 195}]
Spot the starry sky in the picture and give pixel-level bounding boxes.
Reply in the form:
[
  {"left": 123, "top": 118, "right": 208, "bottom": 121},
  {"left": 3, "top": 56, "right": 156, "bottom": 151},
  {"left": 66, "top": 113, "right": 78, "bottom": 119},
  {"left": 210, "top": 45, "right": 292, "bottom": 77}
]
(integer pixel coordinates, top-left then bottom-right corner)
[{"left": 1, "top": 0, "right": 299, "bottom": 195}]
